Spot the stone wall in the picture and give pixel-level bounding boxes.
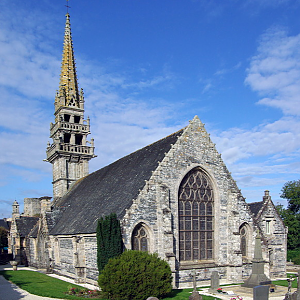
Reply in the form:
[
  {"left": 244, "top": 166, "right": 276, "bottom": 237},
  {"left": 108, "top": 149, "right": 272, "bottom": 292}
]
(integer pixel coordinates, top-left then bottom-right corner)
[
  {"left": 255, "top": 199, "right": 287, "bottom": 278},
  {"left": 122, "top": 117, "right": 257, "bottom": 288}
]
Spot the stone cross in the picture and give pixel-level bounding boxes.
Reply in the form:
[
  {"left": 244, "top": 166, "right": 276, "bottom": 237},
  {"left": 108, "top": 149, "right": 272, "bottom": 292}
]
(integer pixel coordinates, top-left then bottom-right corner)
[
  {"left": 188, "top": 270, "right": 202, "bottom": 300},
  {"left": 190, "top": 269, "right": 197, "bottom": 291}
]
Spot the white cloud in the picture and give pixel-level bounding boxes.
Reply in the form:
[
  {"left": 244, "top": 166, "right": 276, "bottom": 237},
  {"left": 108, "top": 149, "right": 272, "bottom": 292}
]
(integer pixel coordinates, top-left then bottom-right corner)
[
  {"left": 0, "top": 3, "right": 182, "bottom": 191},
  {"left": 213, "top": 116, "right": 300, "bottom": 165},
  {"left": 245, "top": 28, "right": 300, "bottom": 115},
  {"left": 209, "top": 27, "right": 300, "bottom": 202}
]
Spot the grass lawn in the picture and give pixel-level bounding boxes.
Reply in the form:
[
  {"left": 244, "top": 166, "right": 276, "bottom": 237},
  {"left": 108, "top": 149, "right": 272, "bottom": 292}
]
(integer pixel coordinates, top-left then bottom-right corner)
[
  {"left": 0, "top": 270, "right": 221, "bottom": 299},
  {"left": 163, "top": 288, "right": 221, "bottom": 299},
  {"left": 0, "top": 270, "right": 102, "bottom": 299}
]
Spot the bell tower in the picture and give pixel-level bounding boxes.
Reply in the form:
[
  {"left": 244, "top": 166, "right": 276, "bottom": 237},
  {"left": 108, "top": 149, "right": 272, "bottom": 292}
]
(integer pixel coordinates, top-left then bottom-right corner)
[{"left": 46, "top": 13, "right": 96, "bottom": 202}]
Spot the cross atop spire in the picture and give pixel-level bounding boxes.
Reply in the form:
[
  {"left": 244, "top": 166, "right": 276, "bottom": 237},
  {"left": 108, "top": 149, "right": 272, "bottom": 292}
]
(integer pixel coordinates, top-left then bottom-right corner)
[
  {"left": 55, "top": 11, "right": 83, "bottom": 113},
  {"left": 65, "top": 0, "right": 70, "bottom": 14}
]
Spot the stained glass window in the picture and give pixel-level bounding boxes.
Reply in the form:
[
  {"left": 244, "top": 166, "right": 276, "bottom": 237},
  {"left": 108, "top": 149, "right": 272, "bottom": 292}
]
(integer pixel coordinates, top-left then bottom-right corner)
[
  {"left": 179, "top": 168, "right": 214, "bottom": 261},
  {"left": 132, "top": 224, "right": 149, "bottom": 252}
]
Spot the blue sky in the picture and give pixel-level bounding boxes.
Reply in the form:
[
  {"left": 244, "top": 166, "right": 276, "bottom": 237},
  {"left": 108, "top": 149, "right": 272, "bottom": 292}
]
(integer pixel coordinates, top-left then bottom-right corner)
[{"left": 1, "top": 0, "right": 300, "bottom": 218}]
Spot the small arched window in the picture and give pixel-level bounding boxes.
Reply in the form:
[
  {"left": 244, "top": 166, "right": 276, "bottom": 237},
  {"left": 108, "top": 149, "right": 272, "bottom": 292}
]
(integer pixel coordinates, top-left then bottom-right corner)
[
  {"left": 132, "top": 224, "right": 149, "bottom": 252},
  {"left": 239, "top": 223, "right": 249, "bottom": 257},
  {"left": 179, "top": 168, "right": 214, "bottom": 261}
]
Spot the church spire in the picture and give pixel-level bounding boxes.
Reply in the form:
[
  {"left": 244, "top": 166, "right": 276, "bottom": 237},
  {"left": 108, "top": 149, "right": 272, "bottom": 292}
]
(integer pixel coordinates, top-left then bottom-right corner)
[
  {"left": 46, "top": 12, "right": 96, "bottom": 202},
  {"left": 55, "top": 13, "right": 83, "bottom": 112}
]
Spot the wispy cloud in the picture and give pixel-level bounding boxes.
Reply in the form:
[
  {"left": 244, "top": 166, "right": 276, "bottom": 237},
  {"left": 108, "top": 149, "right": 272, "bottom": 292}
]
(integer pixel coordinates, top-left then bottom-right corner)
[
  {"left": 214, "top": 62, "right": 242, "bottom": 77},
  {"left": 210, "top": 27, "right": 300, "bottom": 202},
  {"left": 245, "top": 27, "right": 300, "bottom": 115}
]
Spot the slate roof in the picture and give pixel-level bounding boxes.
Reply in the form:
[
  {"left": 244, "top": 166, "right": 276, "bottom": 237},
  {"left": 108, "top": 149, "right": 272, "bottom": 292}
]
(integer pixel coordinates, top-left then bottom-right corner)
[
  {"left": 0, "top": 219, "right": 10, "bottom": 230},
  {"left": 248, "top": 201, "right": 264, "bottom": 217},
  {"left": 28, "top": 212, "right": 58, "bottom": 238},
  {"left": 50, "top": 129, "right": 184, "bottom": 235},
  {"left": 15, "top": 217, "right": 39, "bottom": 237}
]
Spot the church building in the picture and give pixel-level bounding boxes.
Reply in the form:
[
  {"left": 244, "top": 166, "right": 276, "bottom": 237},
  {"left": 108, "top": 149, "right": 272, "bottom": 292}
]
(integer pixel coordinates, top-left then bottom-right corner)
[{"left": 9, "top": 12, "right": 287, "bottom": 288}]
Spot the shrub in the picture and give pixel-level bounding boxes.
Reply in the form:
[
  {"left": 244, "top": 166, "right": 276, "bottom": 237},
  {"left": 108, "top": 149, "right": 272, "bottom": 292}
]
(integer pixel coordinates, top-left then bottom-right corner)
[{"left": 98, "top": 250, "right": 173, "bottom": 300}]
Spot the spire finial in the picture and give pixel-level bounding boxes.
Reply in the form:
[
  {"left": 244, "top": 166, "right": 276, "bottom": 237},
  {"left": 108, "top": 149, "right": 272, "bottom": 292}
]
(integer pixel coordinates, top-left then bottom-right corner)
[{"left": 65, "top": 0, "right": 70, "bottom": 14}]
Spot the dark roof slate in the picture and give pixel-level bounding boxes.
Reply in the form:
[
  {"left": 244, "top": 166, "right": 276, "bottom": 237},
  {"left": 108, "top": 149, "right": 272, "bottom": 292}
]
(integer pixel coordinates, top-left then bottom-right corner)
[
  {"left": 0, "top": 219, "right": 10, "bottom": 230},
  {"left": 50, "top": 129, "right": 184, "bottom": 235},
  {"left": 16, "top": 217, "right": 39, "bottom": 237},
  {"left": 248, "top": 201, "right": 264, "bottom": 217},
  {"left": 28, "top": 222, "right": 39, "bottom": 238}
]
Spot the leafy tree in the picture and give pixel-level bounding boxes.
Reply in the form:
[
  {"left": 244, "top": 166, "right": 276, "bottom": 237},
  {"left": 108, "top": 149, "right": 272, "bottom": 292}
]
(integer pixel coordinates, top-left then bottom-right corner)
[
  {"left": 276, "top": 180, "right": 300, "bottom": 253},
  {"left": 276, "top": 204, "right": 300, "bottom": 250},
  {"left": 96, "top": 213, "right": 123, "bottom": 272},
  {"left": 98, "top": 250, "right": 172, "bottom": 300},
  {"left": 281, "top": 180, "right": 300, "bottom": 214},
  {"left": 0, "top": 226, "right": 8, "bottom": 253}
]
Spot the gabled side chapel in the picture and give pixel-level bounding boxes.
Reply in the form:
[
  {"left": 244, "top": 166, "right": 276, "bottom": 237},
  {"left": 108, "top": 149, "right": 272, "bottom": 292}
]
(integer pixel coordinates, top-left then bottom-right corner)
[{"left": 9, "top": 12, "right": 287, "bottom": 288}]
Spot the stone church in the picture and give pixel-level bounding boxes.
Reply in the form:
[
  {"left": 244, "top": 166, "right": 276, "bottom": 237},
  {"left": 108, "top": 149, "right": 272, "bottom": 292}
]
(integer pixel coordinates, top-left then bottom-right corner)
[{"left": 9, "top": 12, "right": 287, "bottom": 288}]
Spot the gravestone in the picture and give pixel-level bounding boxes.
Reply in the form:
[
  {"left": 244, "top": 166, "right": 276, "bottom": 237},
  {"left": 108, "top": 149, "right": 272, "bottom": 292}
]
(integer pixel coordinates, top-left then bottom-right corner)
[
  {"left": 253, "top": 285, "right": 269, "bottom": 300},
  {"left": 242, "top": 231, "right": 271, "bottom": 287},
  {"left": 208, "top": 271, "right": 219, "bottom": 293}
]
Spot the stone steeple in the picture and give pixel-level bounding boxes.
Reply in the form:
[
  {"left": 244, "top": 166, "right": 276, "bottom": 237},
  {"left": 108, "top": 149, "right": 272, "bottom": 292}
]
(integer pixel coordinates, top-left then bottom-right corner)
[
  {"left": 55, "top": 13, "right": 82, "bottom": 113},
  {"left": 46, "top": 13, "right": 96, "bottom": 202}
]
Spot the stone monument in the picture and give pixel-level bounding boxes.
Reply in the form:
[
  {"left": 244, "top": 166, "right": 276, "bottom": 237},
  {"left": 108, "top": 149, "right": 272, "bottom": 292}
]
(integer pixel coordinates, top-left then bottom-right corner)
[
  {"left": 208, "top": 271, "right": 220, "bottom": 293},
  {"left": 189, "top": 269, "right": 202, "bottom": 300},
  {"left": 242, "top": 230, "right": 271, "bottom": 287}
]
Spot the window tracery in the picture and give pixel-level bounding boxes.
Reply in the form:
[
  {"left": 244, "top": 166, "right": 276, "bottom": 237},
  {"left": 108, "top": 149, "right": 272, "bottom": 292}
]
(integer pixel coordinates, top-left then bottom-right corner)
[
  {"left": 132, "top": 223, "right": 149, "bottom": 252},
  {"left": 179, "top": 168, "right": 214, "bottom": 261}
]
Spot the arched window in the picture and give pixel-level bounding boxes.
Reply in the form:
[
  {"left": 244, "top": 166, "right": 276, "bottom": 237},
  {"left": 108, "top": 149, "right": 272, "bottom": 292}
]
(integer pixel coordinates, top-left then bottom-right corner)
[
  {"left": 239, "top": 223, "right": 249, "bottom": 257},
  {"left": 132, "top": 224, "right": 149, "bottom": 252},
  {"left": 179, "top": 168, "right": 214, "bottom": 261}
]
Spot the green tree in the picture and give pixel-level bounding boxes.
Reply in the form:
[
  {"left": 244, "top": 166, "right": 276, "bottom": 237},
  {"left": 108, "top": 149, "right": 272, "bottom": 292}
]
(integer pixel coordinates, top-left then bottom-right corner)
[
  {"left": 98, "top": 250, "right": 172, "bottom": 300},
  {"left": 281, "top": 180, "right": 300, "bottom": 214},
  {"left": 276, "top": 204, "right": 300, "bottom": 250},
  {"left": 0, "top": 226, "right": 8, "bottom": 253},
  {"left": 96, "top": 213, "right": 123, "bottom": 272},
  {"left": 277, "top": 180, "right": 300, "bottom": 253}
]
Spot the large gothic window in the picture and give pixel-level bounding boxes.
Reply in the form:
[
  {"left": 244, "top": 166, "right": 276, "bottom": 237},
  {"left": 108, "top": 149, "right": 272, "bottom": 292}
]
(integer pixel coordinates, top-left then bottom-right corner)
[
  {"left": 132, "top": 224, "right": 149, "bottom": 252},
  {"left": 179, "top": 168, "right": 214, "bottom": 261}
]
